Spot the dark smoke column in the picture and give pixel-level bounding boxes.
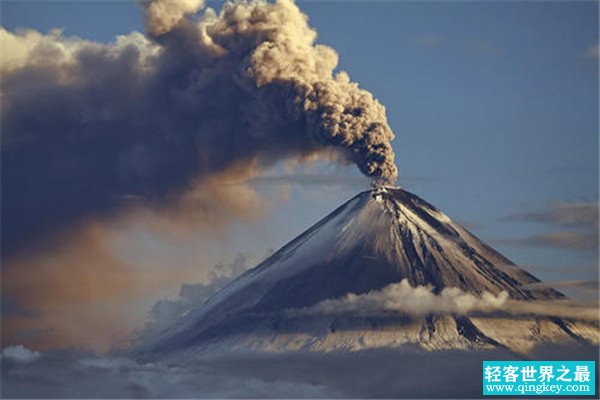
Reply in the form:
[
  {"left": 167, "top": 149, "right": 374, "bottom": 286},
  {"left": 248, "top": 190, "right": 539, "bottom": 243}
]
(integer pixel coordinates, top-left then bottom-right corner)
[
  {"left": 141, "top": 0, "right": 399, "bottom": 185},
  {"left": 1, "top": 0, "right": 399, "bottom": 257}
]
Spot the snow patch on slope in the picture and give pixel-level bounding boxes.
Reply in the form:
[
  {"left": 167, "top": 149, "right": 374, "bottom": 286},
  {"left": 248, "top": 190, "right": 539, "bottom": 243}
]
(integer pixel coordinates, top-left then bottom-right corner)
[{"left": 135, "top": 188, "right": 597, "bottom": 360}]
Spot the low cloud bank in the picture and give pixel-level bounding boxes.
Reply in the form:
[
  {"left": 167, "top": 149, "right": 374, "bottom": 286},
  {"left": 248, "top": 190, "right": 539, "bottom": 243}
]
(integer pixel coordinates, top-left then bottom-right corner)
[
  {"left": 500, "top": 202, "right": 599, "bottom": 253},
  {"left": 4, "top": 344, "right": 596, "bottom": 398},
  {"left": 1, "top": 347, "right": 330, "bottom": 398}
]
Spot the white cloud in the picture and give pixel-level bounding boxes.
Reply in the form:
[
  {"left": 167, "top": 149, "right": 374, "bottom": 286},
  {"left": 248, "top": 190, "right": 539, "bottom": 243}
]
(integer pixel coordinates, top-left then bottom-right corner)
[
  {"left": 1, "top": 345, "right": 41, "bottom": 363},
  {"left": 299, "top": 279, "right": 509, "bottom": 317},
  {"left": 294, "top": 279, "right": 599, "bottom": 322},
  {"left": 585, "top": 44, "right": 599, "bottom": 60}
]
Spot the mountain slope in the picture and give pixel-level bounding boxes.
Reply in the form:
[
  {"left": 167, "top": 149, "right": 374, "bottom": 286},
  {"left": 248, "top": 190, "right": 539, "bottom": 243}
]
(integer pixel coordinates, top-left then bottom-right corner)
[{"left": 136, "top": 187, "right": 598, "bottom": 359}]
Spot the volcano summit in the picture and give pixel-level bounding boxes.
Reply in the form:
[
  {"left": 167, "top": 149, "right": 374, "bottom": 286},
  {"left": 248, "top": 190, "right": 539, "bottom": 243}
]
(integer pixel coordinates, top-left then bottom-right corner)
[{"left": 137, "top": 187, "right": 598, "bottom": 360}]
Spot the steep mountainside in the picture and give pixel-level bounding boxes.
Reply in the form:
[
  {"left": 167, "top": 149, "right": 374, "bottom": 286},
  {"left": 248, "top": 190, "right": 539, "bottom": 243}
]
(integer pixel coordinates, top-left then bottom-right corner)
[{"left": 136, "top": 187, "right": 598, "bottom": 360}]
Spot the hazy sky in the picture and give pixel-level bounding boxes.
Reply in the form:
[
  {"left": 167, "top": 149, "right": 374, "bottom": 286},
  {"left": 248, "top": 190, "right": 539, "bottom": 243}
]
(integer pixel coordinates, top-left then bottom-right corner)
[{"left": 2, "top": 0, "right": 598, "bottom": 350}]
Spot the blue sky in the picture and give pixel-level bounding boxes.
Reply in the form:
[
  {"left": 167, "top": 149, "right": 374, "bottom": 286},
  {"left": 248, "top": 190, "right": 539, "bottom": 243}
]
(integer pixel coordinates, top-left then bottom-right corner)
[{"left": 2, "top": 0, "right": 598, "bottom": 309}]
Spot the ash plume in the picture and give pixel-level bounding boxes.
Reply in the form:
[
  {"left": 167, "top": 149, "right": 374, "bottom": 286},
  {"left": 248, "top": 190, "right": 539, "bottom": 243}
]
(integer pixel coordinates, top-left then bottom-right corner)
[
  {"left": 140, "top": 0, "right": 205, "bottom": 36},
  {"left": 1, "top": 0, "right": 398, "bottom": 259}
]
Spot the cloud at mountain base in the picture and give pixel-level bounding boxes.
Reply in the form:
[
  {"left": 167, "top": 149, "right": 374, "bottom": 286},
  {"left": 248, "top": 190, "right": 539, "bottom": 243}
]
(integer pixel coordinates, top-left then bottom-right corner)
[{"left": 1, "top": 344, "right": 597, "bottom": 399}]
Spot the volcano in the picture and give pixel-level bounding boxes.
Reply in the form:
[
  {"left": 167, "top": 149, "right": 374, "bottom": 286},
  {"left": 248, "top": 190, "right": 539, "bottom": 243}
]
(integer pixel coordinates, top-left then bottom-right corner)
[{"left": 137, "top": 187, "right": 598, "bottom": 360}]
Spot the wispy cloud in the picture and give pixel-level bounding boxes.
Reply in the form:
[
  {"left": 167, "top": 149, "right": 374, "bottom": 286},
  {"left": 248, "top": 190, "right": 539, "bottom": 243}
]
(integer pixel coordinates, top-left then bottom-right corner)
[
  {"left": 458, "top": 220, "right": 484, "bottom": 231},
  {"left": 246, "top": 173, "right": 370, "bottom": 188},
  {"left": 523, "top": 263, "right": 598, "bottom": 276},
  {"left": 500, "top": 202, "right": 599, "bottom": 253},
  {"left": 498, "top": 231, "right": 597, "bottom": 252},
  {"left": 463, "top": 38, "right": 500, "bottom": 55},
  {"left": 243, "top": 173, "right": 434, "bottom": 190},
  {"left": 522, "top": 279, "right": 599, "bottom": 306},
  {"left": 413, "top": 34, "right": 446, "bottom": 48},
  {"left": 522, "top": 279, "right": 598, "bottom": 294},
  {"left": 503, "top": 202, "right": 598, "bottom": 228},
  {"left": 585, "top": 44, "right": 599, "bottom": 60}
]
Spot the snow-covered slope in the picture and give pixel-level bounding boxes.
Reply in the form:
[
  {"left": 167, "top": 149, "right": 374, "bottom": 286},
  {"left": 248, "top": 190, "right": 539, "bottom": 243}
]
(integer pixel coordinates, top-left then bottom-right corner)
[{"left": 136, "top": 187, "right": 598, "bottom": 360}]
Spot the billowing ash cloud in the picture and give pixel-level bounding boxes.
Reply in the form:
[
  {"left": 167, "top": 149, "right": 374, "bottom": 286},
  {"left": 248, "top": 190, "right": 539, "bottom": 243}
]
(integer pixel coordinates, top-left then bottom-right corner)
[
  {"left": 140, "top": 0, "right": 205, "bottom": 36},
  {"left": 1, "top": 0, "right": 397, "bottom": 258}
]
